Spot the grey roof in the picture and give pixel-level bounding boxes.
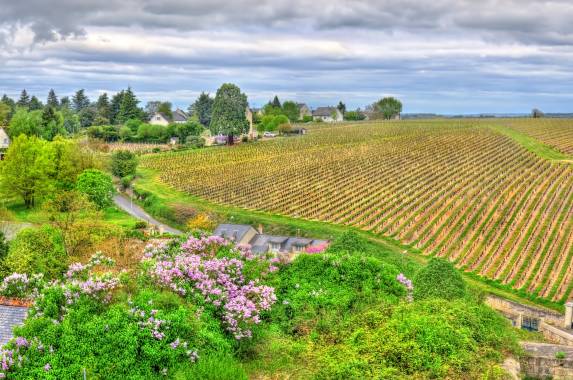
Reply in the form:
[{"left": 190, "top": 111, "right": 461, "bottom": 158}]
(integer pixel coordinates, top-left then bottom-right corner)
[
  {"left": 0, "top": 306, "right": 27, "bottom": 346},
  {"left": 172, "top": 109, "right": 188, "bottom": 122},
  {"left": 312, "top": 107, "right": 338, "bottom": 117},
  {"left": 213, "top": 224, "right": 257, "bottom": 242}
]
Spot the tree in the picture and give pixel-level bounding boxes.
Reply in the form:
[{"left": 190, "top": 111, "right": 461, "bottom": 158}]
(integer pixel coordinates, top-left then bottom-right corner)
[
  {"left": 47, "top": 89, "right": 59, "bottom": 109},
  {"left": 157, "top": 102, "right": 173, "bottom": 120},
  {"left": 16, "top": 90, "right": 30, "bottom": 109},
  {"left": 7, "top": 108, "right": 43, "bottom": 138},
  {"left": 345, "top": 110, "right": 366, "bottom": 121},
  {"left": 209, "top": 83, "right": 249, "bottom": 145},
  {"left": 50, "top": 137, "right": 97, "bottom": 189},
  {"left": 371, "top": 97, "right": 403, "bottom": 120},
  {"left": 72, "top": 89, "right": 90, "bottom": 112},
  {"left": 60, "top": 96, "right": 71, "bottom": 110},
  {"left": 271, "top": 95, "right": 281, "bottom": 108},
  {"left": 176, "top": 119, "right": 204, "bottom": 143},
  {"left": 0, "top": 135, "right": 54, "bottom": 207},
  {"left": 0, "top": 102, "right": 11, "bottom": 126},
  {"left": 111, "top": 150, "right": 138, "bottom": 178},
  {"left": 337, "top": 101, "right": 346, "bottom": 116},
  {"left": 76, "top": 169, "right": 114, "bottom": 209},
  {"left": 28, "top": 96, "right": 43, "bottom": 111},
  {"left": 1, "top": 95, "right": 15, "bottom": 123},
  {"left": 40, "top": 106, "right": 66, "bottom": 140},
  {"left": 78, "top": 107, "right": 96, "bottom": 128},
  {"left": 189, "top": 92, "right": 214, "bottom": 127},
  {"left": 96, "top": 93, "right": 111, "bottom": 123},
  {"left": 532, "top": 108, "right": 544, "bottom": 118},
  {"left": 110, "top": 90, "right": 125, "bottom": 124},
  {"left": 413, "top": 258, "right": 467, "bottom": 301},
  {"left": 116, "top": 87, "right": 143, "bottom": 124},
  {"left": 282, "top": 101, "right": 300, "bottom": 122}
]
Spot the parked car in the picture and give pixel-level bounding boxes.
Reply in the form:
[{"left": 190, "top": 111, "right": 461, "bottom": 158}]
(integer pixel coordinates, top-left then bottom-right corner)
[{"left": 263, "top": 131, "right": 277, "bottom": 138}]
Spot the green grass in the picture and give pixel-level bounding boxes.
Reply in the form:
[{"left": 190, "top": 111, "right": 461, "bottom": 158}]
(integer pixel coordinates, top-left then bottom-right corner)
[
  {"left": 488, "top": 124, "right": 571, "bottom": 162},
  {"left": 134, "top": 166, "right": 564, "bottom": 312}
]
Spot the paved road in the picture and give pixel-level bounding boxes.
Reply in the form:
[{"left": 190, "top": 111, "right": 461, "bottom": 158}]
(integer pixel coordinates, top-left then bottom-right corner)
[{"left": 113, "top": 194, "right": 183, "bottom": 235}]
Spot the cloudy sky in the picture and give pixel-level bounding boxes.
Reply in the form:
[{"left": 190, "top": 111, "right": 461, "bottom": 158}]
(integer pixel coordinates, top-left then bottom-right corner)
[{"left": 1, "top": 0, "right": 573, "bottom": 113}]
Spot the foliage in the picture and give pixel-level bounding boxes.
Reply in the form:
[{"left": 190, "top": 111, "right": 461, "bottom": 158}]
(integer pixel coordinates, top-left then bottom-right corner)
[
  {"left": 76, "top": 169, "right": 114, "bottom": 209},
  {"left": 7, "top": 108, "right": 43, "bottom": 139},
  {"left": 4, "top": 225, "right": 67, "bottom": 280},
  {"left": 414, "top": 257, "right": 467, "bottom": 301},
  {"left": 281, "top": 101, "right": 300, "bottom": 122},
  {"left": 186, "top": 213, "right": 216, "bottom": 231},
  {"left": 370, "top": 97, "right": 403, "bottom": 119},
  {"left": 116, "top": 87, "right": 144, "bottom": 124},
  {"left": 210, "top": 83, "right": 249, "bottom": 143},
  {"left": 326, "top": 230, "right": 369, "bottom": 254},
  {"left": 40, "top": 106, "right": 66, "bottom": 140},
  {"left": 72, "top": 89, "right": 90, "bottom": 112},
  {"left": 344, "top": 110, "right": 366, "bottom": 121},
  {"left": 0, "top": 231, "right": 8, "bottom": 260},
  {"left": 176, "top": 119, "right": 204, "bottom": 143},
  {"left": 258, "top": 114, "right": 289, "bottom": 132},
  {"left": 111, "top": 150, "right": 138, "bottom": 178},
  {"left": 189, "top": 92, "right": 214, "bottom": 127}
]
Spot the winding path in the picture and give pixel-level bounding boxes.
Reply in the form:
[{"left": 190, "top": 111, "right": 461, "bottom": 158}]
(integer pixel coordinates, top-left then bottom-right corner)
[{"left": 113, "top": 194, "right": 183, "bottom": 235}]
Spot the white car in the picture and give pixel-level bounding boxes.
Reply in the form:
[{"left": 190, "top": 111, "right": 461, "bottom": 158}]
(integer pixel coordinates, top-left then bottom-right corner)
[{"left": 263, "top": 131, "right": 277, "bottom": 138}]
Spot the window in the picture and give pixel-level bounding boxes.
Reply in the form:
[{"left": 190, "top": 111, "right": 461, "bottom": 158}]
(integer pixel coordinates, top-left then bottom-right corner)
[
  {"left": 270, "top": 243, "right": 281, "bottom": 252},
  {"left": 156, "top": 116, "right": 161, "bottom": 120}
]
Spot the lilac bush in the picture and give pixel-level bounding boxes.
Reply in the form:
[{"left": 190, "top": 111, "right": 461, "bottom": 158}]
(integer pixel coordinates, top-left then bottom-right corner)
[
  {"left": 145, "top": 235, "right": 277, "bottom": 339},
  {"left": 0, "top": 273, "right": 44, "bottom": 299},
  {"left": 396, "top": 273, "right": 414, "bottom": 302}
]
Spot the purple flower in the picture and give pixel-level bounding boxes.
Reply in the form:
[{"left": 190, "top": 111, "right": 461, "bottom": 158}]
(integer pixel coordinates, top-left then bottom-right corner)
[{"left": 44, "top": 363, "right": 51, "bottom": 371}]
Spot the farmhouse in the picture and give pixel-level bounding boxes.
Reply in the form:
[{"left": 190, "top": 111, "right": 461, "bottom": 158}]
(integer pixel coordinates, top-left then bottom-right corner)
[
  {"left": 149, "top": 109, "right": 189, "bottom": 126},
  {"left": 213, "top": 223, "right": 329, "bottom": 255},
  {"left": 312, "top": 107, "right": 343, "bottom": 122},
  {"left": 297, "top": 103, "right": 312, "bottom": 119},
  {"left": 149, "top": 112, "right": 171, "bottom": 126},
  {"left": 172, "top": 109, "right": 189, "bottom": 124},
  {"left": 0, "top": 128, "right": 10, "bottom": 160}
]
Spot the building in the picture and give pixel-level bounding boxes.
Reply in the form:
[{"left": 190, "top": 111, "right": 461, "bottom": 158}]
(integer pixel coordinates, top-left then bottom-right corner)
[
  {"left": 149, "top": 109, "right": 189, "bottom": 126},
  {"left": 297, "top": 103, "right": 312, "bottom": 119},
  {"left": 213, "top": 223, "right": 329, "bottom": 255},
  {"left": 245, "top": 107, "right": 257, "bottom": 140},
  {"left": 312, "top": 107, "right": 343, "bottom": 122},
  {"left": 0, "top": 128, "right": 9, "bottom": 160}
]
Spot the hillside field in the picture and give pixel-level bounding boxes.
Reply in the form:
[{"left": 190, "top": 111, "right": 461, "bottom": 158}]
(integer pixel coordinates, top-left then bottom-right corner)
[{"left": 141, "top": 119, "right": 573, "bottom": 302}]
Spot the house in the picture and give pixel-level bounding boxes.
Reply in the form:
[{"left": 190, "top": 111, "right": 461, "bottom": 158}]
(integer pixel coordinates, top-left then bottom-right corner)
[
  {"left": 297, "top": 103, "right": 312, "bottom": 119},
  {"left": 149, "top": 109, "right": 188, "bottom": 126},
  {"left": 149, "top": 112, "right": 171, "bottom": 126},
  {"left": 0, "top": 128, "right": 9, "bottom": 160},
  {"left": 312, "top": 107, "right": 343, "bottom": 122},
  {"left": 245, "top": 107, "right": 257, "bottom": 140},
  {"left": 213, "top": 223, "right": 329, "bottom": 255}
]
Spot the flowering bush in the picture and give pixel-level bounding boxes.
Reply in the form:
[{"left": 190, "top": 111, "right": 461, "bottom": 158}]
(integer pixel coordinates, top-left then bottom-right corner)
[
  {"left": 145, "top": 235, "right": 277, "bottom": 339},
  {"left": 396, "top": 273, "right": 414, "bottom": 302},
  {"left": 0, "top": 273, "right": 44, "bottom": 299}
]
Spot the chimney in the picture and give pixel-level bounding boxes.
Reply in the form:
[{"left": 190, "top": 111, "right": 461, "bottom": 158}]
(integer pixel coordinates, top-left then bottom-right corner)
[{"left": 258, "top": 224, "right": 263, "bottom": 234}]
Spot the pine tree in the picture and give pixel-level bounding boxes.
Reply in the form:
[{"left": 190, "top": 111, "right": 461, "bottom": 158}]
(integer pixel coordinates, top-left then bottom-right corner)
[
  {"left": 189, "top": 92, "right": 214, "bottom": 127},
  {"left": 29, "top": 96, "right": 44, "bottom": 111},
  {"left": 47, "top": 89, "right": 59, "bottom": 108},
  {"left": 110, "top": 90, "right": 125, "bottom": 125},
  {"left": 17, "top": 89, "right": 30, "bottom": 109},
  {"left": 60, "top": 96, "right": 71, "bottom": 110},
  {"left": 96, "top": 93, "right": 111, "bottom": 122},
  {"left": 72, "top": 89, "right": 90, "bottom": 112},
  {"left": 116, "top": 87, "right": 142, "bottom": 124},
  {"left": 272, "top": 95, "right": 281, "bottom": 108}
]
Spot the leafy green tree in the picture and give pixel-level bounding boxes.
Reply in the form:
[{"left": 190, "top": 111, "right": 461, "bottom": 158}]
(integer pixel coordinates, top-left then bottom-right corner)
[
  {"left": 7, "top": 108, "right": 43, "bottom": 138},
  {"left": 40, "top": 106, "right": 66, "bottom": 140},
  {"left": 259, "top": 114, "right": 289, "bottom": 132},
  {"left": 209, "top": 83, "right": 249, "bottom": 145},
  {"left": 78, "top": 107, "right": 96, "bottom": 128},
  {"left": 0, "top": 102, "right": 11, "bottom": 126},
  {"left": 1, "top": 95, "right": 15, "bottom": 123},
  {"left": 271, "top": 95, "right": 281, "bottom": 108},
  {"left": 413, "top": 258, "right": 466, "bottom": 301},
  {"left": 5, "top": 225, "right": 67, "bottom": 279},
  {"left": 60, "top": 96, "right": 71, "bottom": 110},
  {"left": 0, "top": 135, "right": 54, "bottom": 207},
  {"left": 16, "top": 89, "right": 30, "bottom": 109},
  {"left": 119, "top": 125, "right": 134, "bottom": 141},
  {"left": 157, "top": 102, "right": 173, "bottom": 120},
  {"left": 262, "top": 102, "right": 283, "bottom": 117},
  {"left": 47, "top": 89, "right": 59, "bottom": 109},
  {"left": 282, "top": 101, "right": 300, "bottom": 122},
  {"left": 60, "top": 107, "right": 80, "bottom": 134},
  {"left": 72, "top": 89, "right": 90, "bottom": 112},
  {"left": 176, "top": 119, "right": 204, "bottom": 143},
  {"left": 111, "top": 150, "right": 138, "bottom": 178},
  {"left": 50, "top": 137, "right": 97, "bottom": 189},
  {"left": 372, "top": 97, "right": 402, "bottom": 120},
  {"left": 76, "top": 169, "right": 114, "bottom": 209},
  {"left": 116, "top": 87, "right": 143, "bottom": 124},
  {"left": 189, "top": 92, "right": 214, "bottom": 127}
]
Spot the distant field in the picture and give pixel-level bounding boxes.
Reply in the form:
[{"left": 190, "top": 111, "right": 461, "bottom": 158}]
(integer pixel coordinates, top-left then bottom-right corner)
[
  {"left": 500, "top": 118, "right": 573, "bottom": 155},
  {"left": 141, "top": 119, "right": 573, "bottom": 302}
]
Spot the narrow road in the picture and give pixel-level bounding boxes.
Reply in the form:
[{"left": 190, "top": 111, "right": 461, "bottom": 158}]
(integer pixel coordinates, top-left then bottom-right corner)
[{"left": 113, "top": 194, "right": 183, "bottom": 235}]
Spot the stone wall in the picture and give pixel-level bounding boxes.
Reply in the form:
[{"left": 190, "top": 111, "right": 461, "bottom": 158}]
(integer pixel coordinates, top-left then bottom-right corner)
[
  {"left": 521, "top": 342, "right": 573, "bottom": 379},
  {"left": 485, "top": 295, "right": 563, "bottom": 326}
]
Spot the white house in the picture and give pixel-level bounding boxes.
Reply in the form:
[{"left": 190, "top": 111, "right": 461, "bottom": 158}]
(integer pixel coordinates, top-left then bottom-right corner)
[
  {"left": 149, "top": 112, "right": 171, "bottom": 126},
  {"left": 0, "top": 128, "right": 9, "bottom": 160},
  {"left": 312, "top": 107, "right": 343, "bottom": 122}
]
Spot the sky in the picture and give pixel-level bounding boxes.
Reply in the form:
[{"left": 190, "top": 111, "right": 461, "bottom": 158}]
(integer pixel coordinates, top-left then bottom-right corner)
[{"left": 1, "top": 0, "right": 573, "bottom": 114}]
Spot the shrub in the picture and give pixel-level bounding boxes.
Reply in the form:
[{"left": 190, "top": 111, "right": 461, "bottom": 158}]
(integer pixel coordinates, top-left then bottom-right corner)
[
  {"left": 413, "top": 258, "right": 467, "bottom": 301},
  {"left": 302, "top": 115, "right": 313, "bottom": 123},
  {"left": 326, "top": 230, "right": 370, "bottom": 254},
  {"left": 4, "top": 225, "right": 67, "bottom": 279},
  {"left": 111, "top": 150, "right": 138, "bottom": 178},
  {"left": 187, "top": 213, "right": 216, "bottom": 232},
  {"left": 186, "top": 135, "right": 205, "bottom": 149},
  {"left": 76, "top": 169, "right": 114, "bottom": 209},
  {"left": 0, "top": 231, "right": 8, "bottom": 260}
]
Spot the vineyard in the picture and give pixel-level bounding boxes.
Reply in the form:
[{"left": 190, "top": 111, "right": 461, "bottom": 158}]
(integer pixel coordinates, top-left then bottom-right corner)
[{"left": 141, "top": 119, "right": 573, "bottom": 302}]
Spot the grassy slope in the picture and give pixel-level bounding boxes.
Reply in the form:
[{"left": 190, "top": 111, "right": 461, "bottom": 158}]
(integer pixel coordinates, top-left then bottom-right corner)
[{"left": 134, "top": 166, "right": 564, "bottom": 312}]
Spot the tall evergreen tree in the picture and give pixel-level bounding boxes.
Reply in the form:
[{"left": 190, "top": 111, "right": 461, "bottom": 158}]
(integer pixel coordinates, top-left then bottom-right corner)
[
  {"left": 72, "top": 89, "right": 90, "bottom": 112},
  {"left": 116, "top": 87, "right": 142, "bottom": 124},
  {"left": 110, "top": 90, "right": 125, "bottom": 125},
  {"left": 209, "top": 83, "right": 248, "bottom": 145},
  {"left": 47, "top": 89, "right": 59, "bottom": 109},
  {"left": 189, "top": 92, "right": 214, "bottom": 127},
  {"left": 40, "top": 106, "right": 65, "bottom": 140},
  {"left": 271, "top": 95, "right": 281, "bottom": 108},
  {"left": 17, "top": 90, "right": 30, "bottom": 109},
  {"left": 60, "top": 96, "right": 71, "bottom": 110},
  {"left": 29, "top": 96, "right": 44, "bottom": 111},
  {"left": 95, "top": 93, "right": 111, "bottom": 122}
]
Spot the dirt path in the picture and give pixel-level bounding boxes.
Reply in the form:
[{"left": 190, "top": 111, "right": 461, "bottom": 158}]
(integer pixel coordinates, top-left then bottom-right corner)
[{"left": 113, "top": 194, "right": 183, "bottom": 235}]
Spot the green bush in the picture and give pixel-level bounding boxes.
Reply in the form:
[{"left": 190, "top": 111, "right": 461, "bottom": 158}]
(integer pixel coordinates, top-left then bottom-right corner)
[
  {"left": 173, "top": 354, "right": 247, "bottom": 380},
  {"left": 76, "top": 169, "right": 114, "bottom": 209},
  {"left": 413, "top": 257, "right": 467, "bottom": 301},
  {"left": 111, "top": 150, "right": 138, "bottom": 178},
  {"left": 326, "top": 231, "right": 370, "bottom": 254},
  {"left": 4, "top": 225, "right": 67, "bottom": 279}
]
